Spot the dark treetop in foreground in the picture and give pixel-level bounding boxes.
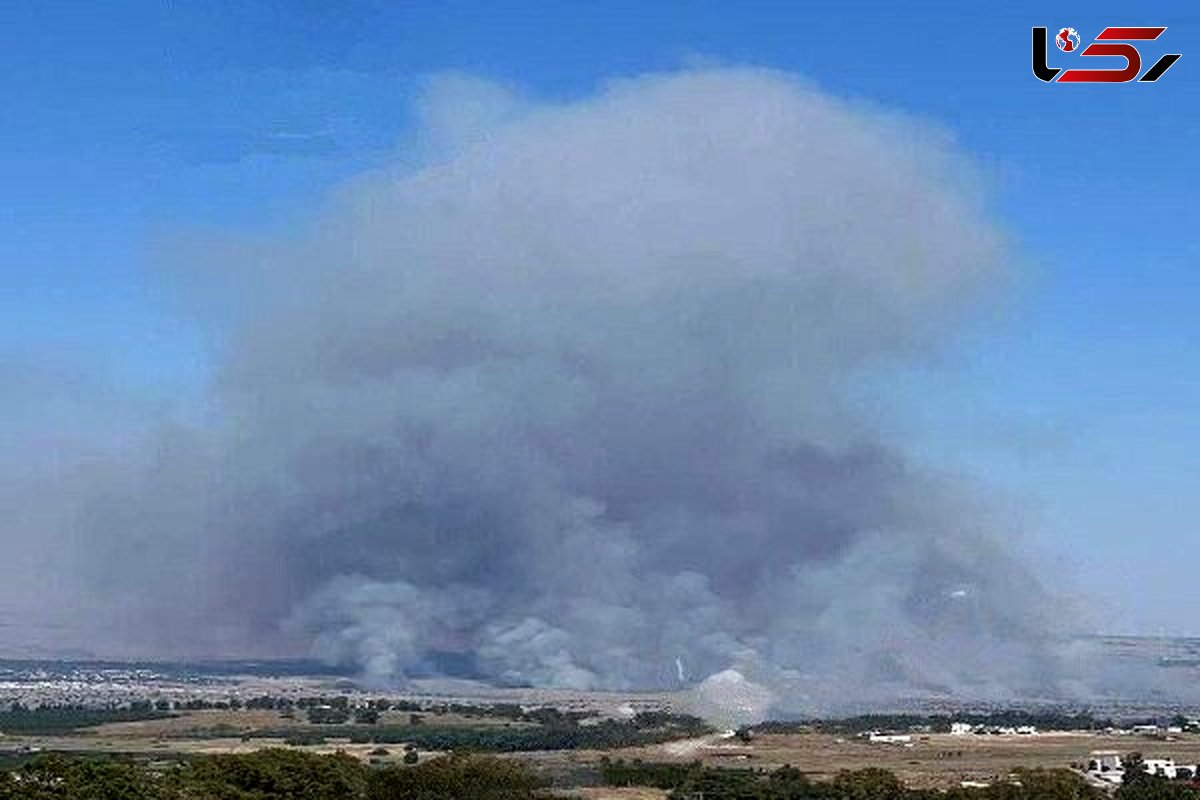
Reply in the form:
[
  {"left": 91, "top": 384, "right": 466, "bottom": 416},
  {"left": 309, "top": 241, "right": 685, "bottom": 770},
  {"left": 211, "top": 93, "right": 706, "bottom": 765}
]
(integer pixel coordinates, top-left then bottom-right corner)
[{"left": 4, "top": 749, "right": 1200, "bottom": 800}]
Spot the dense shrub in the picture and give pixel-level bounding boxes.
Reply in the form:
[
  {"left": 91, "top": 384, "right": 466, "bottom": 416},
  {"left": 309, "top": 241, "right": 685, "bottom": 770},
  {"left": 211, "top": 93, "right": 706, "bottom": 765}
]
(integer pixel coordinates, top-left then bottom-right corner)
[
  {"left": 0, "top": 751, "right": 551, "bottom": 800},
  {"left": 175, "top": 748, "right": 367, "bottom": 800},
  {"left": 369, "top": 753, "right": 549, "bottom": 800},
  {"left": 5, "top": 747, "right": 1178, "bottom": 800},
  {"left": 602, "top": 760, "right": 1118, "bottom": 800}
]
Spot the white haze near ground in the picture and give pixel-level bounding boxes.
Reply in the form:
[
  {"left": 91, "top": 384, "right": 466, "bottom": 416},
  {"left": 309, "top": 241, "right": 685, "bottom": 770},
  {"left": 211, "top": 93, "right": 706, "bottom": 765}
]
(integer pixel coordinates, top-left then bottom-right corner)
[
  {"left": 0, "top": 68, "right": 1189, "bottom": 717},
  {"left": 686, "top": 669, "right": 776, "bottom": 730}
]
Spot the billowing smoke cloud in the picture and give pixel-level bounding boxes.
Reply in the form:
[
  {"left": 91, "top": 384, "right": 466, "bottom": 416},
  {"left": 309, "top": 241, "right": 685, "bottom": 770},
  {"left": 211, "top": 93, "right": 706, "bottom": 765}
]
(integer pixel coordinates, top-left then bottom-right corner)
[
  {"left": 686, "top": 669, "right": 775, "bottom": 730},
  {"left": 1, "top": 68, "right": 1094, "bottom": 710}
]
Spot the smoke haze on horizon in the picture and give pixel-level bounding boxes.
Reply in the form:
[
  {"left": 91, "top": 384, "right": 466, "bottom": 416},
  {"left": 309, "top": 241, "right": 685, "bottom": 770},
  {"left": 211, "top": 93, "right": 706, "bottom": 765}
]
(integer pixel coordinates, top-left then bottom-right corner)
[{"left": 1, "top": 68, "right": 1139, "bottom": 713}]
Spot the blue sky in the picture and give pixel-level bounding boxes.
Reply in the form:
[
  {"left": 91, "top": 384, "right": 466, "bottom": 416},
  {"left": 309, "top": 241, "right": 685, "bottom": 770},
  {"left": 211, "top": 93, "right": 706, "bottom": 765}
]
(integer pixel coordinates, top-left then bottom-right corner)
[{"left": 2, "top": 1, "right": 1197, "bottom": 634}]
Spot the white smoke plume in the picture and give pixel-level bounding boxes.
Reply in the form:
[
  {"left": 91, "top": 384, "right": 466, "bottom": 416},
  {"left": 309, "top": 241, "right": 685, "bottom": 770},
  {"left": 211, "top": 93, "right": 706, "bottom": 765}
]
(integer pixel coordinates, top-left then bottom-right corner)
[
  {"left": 686, "top": 669, "right": 775, "bottom": 730},
  {"left": 1, "top": 68, "right": 1102, "bottom": 710}
]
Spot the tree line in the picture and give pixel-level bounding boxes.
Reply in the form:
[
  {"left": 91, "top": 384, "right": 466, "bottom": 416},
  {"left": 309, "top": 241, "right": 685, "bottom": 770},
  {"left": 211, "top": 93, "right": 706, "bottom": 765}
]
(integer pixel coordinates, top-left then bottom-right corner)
[
  {"left": 0, "top": 750, "right": 550, "bottom": 800},
  {"left": 242, "top": 713, "right": 709, "bottom": 751},
  {"left": 0, "top": 706, "right": 172, "bottom": 735},
  {"left": 602, "top": 757, "right": 1200, "bottom": 800},
  {"left": 5, "top": 749, "right": 1200, "bottom": 800}
]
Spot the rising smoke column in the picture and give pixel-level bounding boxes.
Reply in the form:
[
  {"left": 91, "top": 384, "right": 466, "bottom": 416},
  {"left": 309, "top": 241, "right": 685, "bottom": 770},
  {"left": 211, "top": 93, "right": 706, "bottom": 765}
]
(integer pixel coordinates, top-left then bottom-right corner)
[{"left": 1, "top": 68, "right": 1074, "bottom": 708}]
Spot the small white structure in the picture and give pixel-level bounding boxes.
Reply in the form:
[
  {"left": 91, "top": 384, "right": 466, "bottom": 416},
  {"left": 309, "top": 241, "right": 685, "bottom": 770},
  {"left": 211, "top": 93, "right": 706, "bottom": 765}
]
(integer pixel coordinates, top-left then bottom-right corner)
[
  {"left": 1145, "top": 759, "right": 1178, "bottom": 779},
  {"left": 867, "top": 732, "right": 913, "bottom": 745},
  {"left": 1086, "top": 753, "right": 1198, "bottom": 785},
  {"left": 1016, "top": 725, "right": 1038, "bottom": 735},
  {"left": 950, "top": 722, "right": 973, "bottom": 736},
  {"left": 1087, "top": 752, "right": 1125, "bottom": 785}
]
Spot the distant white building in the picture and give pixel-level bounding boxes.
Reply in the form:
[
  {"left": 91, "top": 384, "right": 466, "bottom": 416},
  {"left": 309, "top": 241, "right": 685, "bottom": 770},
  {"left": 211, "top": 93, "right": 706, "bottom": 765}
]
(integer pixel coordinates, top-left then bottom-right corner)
[
  {"left": 950, "top": 722, "right": 973, "bottom": 736},
  {"left": 971, "top": 726, "right": 1020, "bottom": 736},
  {"left": 867, "top": 732, "right": 913, "bottom": 745}
]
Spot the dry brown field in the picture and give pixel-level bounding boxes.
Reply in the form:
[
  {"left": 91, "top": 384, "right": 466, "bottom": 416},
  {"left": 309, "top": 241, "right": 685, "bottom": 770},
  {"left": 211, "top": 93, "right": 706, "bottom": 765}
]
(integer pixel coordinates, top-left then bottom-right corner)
[
  {"left": 568, "top": 788, "right": 669, "bottom": 800},
  {"left": 7, "top": 713, "right": 1200, "bottom": 791},
  {"left": 0, "top": 707, "right": 524, "bottom": 766},
  {"left": 562, "top": 731, "right": 1200, "bottom": 789}
]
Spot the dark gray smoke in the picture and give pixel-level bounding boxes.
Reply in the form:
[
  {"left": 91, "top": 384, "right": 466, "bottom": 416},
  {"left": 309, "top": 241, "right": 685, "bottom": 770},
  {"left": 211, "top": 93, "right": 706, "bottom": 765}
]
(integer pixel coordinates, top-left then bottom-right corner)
[{"left": 1, "top": 68, "right": 1093, "bottom": 710}]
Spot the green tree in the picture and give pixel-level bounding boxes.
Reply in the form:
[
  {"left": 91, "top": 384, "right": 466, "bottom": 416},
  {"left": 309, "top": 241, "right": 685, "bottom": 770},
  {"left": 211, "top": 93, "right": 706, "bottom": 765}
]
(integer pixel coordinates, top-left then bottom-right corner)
[{"left": 368, "top": 753, "right": 549, "bottom": 800}]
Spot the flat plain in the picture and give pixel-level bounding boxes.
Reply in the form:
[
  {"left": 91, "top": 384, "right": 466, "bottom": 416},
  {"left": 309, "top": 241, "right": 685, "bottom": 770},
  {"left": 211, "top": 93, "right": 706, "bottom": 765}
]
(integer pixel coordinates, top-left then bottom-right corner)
[{"left": 566, "top": 731, "right": 1200, "bottom": 789}]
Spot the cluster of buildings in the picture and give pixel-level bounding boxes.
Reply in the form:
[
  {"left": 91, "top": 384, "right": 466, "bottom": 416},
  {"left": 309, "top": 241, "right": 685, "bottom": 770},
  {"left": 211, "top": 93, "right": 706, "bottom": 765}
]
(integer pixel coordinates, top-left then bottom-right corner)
[
  {"left": 862, "top": 722, "right": 1041, "bottom": 746},
  {"left": 0, "top": 660, "right": 678, "bottom": 721},
  {"left": 1107, "top": 723, "right": 1192, "bottom": 737},
  {"left": 949, "top": 722, "right": 1038, "bottom": 736},
  {"left": 1087, "top": 753, "right": 1200, "bottom": 786},
  {"left": 0, "top": 662, "right": 330, "bottom": 710}
]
